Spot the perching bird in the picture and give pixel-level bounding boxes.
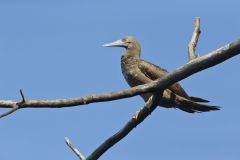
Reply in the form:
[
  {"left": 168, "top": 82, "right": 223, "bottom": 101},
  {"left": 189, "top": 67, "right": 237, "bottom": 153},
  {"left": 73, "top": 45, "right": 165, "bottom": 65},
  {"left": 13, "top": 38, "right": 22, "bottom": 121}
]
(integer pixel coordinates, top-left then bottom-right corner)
[{"left": 103, "top": 36, "right": 220, "bottom": 113}]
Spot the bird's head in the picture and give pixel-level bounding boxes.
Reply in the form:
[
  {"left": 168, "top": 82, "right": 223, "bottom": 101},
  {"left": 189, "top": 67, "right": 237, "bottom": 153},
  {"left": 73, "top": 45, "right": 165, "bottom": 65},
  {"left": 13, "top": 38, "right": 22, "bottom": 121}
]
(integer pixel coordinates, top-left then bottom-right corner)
[{"left": 103, "top": 36, "right": 141, "bottom": 56}]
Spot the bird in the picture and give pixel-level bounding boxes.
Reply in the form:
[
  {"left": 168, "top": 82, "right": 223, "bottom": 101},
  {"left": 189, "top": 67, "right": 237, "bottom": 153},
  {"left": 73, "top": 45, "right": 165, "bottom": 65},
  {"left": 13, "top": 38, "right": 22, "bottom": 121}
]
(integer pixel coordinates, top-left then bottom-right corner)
[{"left": 103, "top": 36, "right": 220, "bottom": 113}]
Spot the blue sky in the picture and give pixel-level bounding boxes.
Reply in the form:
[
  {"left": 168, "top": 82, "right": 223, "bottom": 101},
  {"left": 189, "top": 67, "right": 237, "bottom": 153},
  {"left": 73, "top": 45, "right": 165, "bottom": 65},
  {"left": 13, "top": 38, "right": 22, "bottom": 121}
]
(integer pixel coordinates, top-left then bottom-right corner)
[{"left": 0, "top": 0, "right": 240, "bottom": 160}]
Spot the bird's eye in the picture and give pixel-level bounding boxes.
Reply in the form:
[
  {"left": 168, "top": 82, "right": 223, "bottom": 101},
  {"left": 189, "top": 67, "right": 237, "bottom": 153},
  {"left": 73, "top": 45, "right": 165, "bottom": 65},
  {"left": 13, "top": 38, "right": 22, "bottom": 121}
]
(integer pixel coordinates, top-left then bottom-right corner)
[{"left": 122, "top": 38, "right": 127, "bottom": 42}]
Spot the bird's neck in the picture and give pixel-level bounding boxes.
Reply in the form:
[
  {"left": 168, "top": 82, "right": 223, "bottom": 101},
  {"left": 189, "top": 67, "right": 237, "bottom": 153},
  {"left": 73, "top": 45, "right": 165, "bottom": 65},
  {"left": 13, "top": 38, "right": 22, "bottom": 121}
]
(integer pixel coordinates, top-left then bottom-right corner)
[{"left": 124, "top": 48, "right": 141, "bottom": 58}]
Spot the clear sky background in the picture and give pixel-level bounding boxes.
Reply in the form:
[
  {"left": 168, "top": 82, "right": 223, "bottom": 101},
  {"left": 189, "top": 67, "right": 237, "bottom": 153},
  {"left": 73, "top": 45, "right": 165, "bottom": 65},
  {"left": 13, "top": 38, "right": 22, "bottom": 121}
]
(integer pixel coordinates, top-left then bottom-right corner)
[{"left": 0, "top": 0, "right": 240, "bottom": 160}]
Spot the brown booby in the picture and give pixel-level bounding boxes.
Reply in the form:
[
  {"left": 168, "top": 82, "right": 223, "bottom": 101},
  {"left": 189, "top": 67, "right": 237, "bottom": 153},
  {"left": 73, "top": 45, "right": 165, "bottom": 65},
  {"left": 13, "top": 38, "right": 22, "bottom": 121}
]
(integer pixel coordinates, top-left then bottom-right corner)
[{"left": 103, "top": 36, "right": 220, "bottom": 113}]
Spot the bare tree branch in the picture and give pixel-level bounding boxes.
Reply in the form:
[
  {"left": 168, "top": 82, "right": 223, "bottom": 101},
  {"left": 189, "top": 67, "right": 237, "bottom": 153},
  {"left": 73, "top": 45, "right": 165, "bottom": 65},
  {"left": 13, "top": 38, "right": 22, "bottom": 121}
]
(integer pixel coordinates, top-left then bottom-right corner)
[
  {"left": 0, "top": 39, "right": 239, "bottom": 112},
  {"left": 87, "top": 92, "right": 162, "bottom": 160},
  {"left": 188, "top": 17, "right": 201, "bottom": 61},
  {"left": 0, "top": 89, "right": 28, "bottom": 119},
  {"left": 80, "top": 18, "right": 240, "bottom": 160},
  {"left": 0, "top": 17, "right": 239, "bottom": 160},
  {"left": 65, "top": 137, "right": 86, "bottom": 160}
]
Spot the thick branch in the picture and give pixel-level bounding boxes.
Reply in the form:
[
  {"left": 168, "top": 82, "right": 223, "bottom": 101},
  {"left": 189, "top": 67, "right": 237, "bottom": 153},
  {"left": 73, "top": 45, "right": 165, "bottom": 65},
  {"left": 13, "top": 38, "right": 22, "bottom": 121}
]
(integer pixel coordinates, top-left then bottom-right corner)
[
  {"left": 87, "top": 92, "right": 162, "bottom": 160},
  {"left": 0, "top": 40, "right": 239, "bottom": 110},
  {"left": 188, "top": 17, "right": 201, "bottom": 61}
]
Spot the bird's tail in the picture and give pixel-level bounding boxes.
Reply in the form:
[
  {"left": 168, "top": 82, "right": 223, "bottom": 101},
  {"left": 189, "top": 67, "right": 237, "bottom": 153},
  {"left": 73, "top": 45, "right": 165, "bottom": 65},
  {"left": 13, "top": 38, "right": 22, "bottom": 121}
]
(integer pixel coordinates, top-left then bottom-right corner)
[
  {"left": 189, "top": 96, "right": 209, "bottom": 103},
  {"left": 177, "top": 98, "right": 220, "bottom": 113}
]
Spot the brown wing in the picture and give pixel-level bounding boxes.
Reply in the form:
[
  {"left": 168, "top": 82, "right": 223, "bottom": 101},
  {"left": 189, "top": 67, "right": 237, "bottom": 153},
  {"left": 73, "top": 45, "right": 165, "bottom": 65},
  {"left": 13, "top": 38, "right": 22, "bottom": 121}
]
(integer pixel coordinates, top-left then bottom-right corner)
[
  {"left": 138, "top": 60, "right": 209, "bottom": 103},
  {"left": 138, "top": 59, "right": 190, "bottom": 99}
]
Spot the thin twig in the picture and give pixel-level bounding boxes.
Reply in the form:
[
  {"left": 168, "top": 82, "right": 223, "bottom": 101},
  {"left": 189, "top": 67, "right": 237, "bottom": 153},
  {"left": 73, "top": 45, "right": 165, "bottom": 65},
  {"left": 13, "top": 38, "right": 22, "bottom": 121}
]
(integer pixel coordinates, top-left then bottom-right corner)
[
  {"left": 87, "top": 92, "right": 162, "bottom": 160},
  {"left": 20, "top": 89, "right": 26, "bottom": 102},
  {"left": 65, "top": 137, "right": 86, "bottom": 160},
  {"left": 188, "top": 17, "right": 201, "bottom": 61},
  {"left": 0, "top": 107, "right": 18, "bottom": 119}
]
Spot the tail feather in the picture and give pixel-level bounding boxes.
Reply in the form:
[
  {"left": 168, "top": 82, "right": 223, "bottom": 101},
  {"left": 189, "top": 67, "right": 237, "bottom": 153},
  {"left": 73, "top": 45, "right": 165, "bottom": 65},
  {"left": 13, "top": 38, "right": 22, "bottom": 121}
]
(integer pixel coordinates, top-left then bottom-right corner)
[
  {"left": 189, "top": 96, "right": 209, "bottom": 103},
  {"left": 178, "top": 99, "right": 220, "bottom": 113}
]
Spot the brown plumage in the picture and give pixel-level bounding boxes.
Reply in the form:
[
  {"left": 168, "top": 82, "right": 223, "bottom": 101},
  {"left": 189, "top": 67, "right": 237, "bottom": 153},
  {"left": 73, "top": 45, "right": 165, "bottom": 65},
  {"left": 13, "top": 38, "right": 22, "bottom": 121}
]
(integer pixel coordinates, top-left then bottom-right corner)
[{"left": 103, "top": 36, "right": 220, "bottom": 113}]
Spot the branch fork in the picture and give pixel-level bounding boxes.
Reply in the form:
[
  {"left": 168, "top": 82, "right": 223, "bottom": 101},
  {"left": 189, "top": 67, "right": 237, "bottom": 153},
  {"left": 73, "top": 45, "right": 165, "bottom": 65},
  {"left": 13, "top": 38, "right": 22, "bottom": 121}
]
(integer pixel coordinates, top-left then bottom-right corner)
[{"left": 0, "top": 89, "right": 26, "bottom": 118}]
